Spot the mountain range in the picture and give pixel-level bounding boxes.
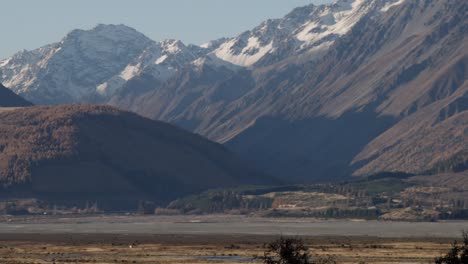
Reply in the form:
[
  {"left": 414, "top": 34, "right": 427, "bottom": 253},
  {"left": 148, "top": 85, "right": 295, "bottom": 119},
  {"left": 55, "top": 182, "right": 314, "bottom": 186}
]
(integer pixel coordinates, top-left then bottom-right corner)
[
  {"left": 1, "top": 0, "right": 466, "bottom": 183},
  {"left": 0, "top": 0, "right": 401, "bottom": 105}
]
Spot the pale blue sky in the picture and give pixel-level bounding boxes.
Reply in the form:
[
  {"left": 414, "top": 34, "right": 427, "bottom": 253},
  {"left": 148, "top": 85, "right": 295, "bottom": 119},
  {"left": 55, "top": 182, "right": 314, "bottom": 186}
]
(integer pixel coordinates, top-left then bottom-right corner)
[{"left": 1, "top": 0, "right": 333, "bottom": 59}]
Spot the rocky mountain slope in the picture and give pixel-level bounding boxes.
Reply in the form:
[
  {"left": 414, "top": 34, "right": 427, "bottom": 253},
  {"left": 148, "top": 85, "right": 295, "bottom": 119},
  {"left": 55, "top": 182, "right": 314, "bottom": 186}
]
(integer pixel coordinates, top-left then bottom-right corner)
[
  {"left": 108, "top": 0, "right": 407, "bottom": 138},
  {"left": 0, "top": 83, "right": 32, "bottom": 107},
  {"left": 226, "top": 0, "right": 467, "bottom": 181},
  {"left": 111, "top": 0, "right": 467, "bottom": 182},
  {"left": 0, "top": 105, "right": 270, "bottom": 208}
]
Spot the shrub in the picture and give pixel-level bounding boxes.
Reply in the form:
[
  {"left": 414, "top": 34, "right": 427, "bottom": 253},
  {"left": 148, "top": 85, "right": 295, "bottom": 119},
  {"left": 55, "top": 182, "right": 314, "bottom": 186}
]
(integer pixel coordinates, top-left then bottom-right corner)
[
  {"left": 257, "top": 237, "right": 336, "bottom": 264},
  {"left": 435, "top": 231, "right": 468, "bottom": 264}
]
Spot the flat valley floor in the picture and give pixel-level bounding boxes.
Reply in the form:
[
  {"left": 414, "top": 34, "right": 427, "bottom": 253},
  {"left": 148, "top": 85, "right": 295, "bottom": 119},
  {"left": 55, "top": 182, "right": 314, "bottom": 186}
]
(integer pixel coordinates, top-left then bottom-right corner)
[{"left": 0, "top": 215, "right": 467, "bottom": 264}]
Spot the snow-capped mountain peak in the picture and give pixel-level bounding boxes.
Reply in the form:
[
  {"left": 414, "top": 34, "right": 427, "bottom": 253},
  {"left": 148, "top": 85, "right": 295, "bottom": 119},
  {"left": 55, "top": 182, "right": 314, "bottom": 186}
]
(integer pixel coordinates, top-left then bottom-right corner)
[
  {"left": 0, "top": 0, "right": 409, "bottom": 104},
  {"left": 66, "top": 24, "right": 147, "bottom": 43},
  {"left": 160, "top": 39, "right": 186, "bottom": 54},
  {"left": 208, "top": 0, "right": 406, "bottom": 67},
  {"left": 95, "top": 38, "right": 200, "bottom": 97},
  {"left": 0, "top": 24, "right": 154, "bottom": 104}
]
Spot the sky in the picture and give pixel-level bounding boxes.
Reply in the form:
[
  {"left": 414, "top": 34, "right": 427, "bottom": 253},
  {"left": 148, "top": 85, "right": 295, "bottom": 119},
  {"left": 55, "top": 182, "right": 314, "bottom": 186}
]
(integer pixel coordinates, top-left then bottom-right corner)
[{"left": 0, "top": 0, "right": 333, "bottom": 59}]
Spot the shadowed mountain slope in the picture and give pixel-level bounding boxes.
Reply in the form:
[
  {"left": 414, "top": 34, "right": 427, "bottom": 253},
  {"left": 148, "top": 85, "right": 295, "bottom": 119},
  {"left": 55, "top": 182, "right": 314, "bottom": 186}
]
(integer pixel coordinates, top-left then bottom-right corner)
[
  {"left": 0, "top": 105, "right": 271, "bottom": 208},
  {"left": 225, "top": 0, "right": 467, "bottom": 181},
  {"left": 0, "top": 83, "right": 32, "bottom": 107}
]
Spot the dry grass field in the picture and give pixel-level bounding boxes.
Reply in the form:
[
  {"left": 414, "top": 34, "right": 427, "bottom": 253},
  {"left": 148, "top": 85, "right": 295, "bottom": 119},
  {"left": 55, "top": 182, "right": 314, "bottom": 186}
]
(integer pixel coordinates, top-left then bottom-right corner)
[
  {"left": 0, "top": 234, "right": 456, "bottom": 264},
  {"left": 0, "top": 107, "right": 21, "bottom": 113}
]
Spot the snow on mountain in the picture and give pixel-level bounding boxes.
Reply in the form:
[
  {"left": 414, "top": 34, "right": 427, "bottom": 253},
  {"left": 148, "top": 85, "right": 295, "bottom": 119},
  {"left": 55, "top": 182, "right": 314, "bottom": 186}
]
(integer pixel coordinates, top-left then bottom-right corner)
[
  {"left": 0, "top": 22, "right": 218, "bottom": 103},
  {"left": 190, "top": 56, "right": 241, "bottom": 72},
  {"left": 213, "top": 37, "right": 275, "bottom": 67},
  {"left": 96, "top": 39, "right": 199, "bottom": 97},
  {"left": 0, "top": 0, "right": 407, "bottom": 104},
  {"left": 381, "top": 0, "right": 406, "bottom": 12},
  {"left": 208, "top": 0, "right": 406, "bottom": 67},
  {"left": 0, "top": 45, "right": 59, "bottom": 93},
  {"left": 0, "top": 24, "right": 154, "bottom": 104},
  {"left": 294, "top": 0, "right": 372, "bottom": 43},
  {"left": 0, "top": 58, "right": 11, "bottom": 67}
]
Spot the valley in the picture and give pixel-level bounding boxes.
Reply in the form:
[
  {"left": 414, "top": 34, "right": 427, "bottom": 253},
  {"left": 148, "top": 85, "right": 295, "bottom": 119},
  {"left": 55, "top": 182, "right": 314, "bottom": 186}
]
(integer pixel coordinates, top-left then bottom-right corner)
[
  {"left": 161, "top": 172, "right": 468, "bottom": 221},
  {"left": 1, "top": 215, "right": 467, "bottom": 237},
  {"left": 2, "top": 172, "right": 467, "bottom": 221},
  {"left": 0, "top": 218, "right": 464, "bottom": 263},
  {"left": 0, "top": 0, "right": 467, "bottom": 263}
]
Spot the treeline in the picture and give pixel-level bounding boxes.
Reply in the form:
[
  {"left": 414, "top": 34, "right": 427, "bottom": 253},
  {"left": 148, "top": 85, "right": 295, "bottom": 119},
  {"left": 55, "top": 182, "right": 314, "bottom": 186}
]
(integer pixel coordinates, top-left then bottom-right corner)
[
  {"left": 265, "top": 207, "right": 381, "bottom": 219},
  {"left": 168, "top": 191, "right": 273, "bottom": 214},
  {"left": 439, "top": 209, "right": 468, "bottom": 220}
]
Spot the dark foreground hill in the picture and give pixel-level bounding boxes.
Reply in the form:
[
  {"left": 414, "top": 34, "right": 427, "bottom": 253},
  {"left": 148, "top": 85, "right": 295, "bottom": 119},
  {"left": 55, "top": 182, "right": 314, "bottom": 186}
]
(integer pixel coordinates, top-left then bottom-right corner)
[
  {"left": 0, "top": 83, "right": 32, "bottom": 107},
  {"left": 0, "top": 105, "right": 270, "bottom": 210}
]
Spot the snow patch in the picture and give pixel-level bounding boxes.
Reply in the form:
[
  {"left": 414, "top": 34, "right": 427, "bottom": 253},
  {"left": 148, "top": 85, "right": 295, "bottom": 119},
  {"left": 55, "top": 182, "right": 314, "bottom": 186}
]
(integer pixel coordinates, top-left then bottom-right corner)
[
  {"left": 0, "top": 58, "right": 11, "bottom": 67},
  {"left": 296, "top": 0, "right": 371, "bottom": 45},
  {"left": 155, "top": 55, "right": 168, "bottom": 64},
  {"left": 191, "top": 56, "right": 240, "bottom": 71},
  {"left": 214, "top": 37, "right": 274, "bottom": 67},
  {"left": 200, "top": 42, "right": 211, "bottom": 49},
  {"left": 163, "top": 40, "right": 183, "bottom": 54},
  {"left": 120, "top": 65, "right": 140, "bottom": 80},
  {"left": 296, "top": 22, "right": 320, "bottom": 42},
  {"left": 96, "top": 75, "right": 127, "bottom": 96},
  {"left": 381, "top": 0, "right": 406, "bottom": 12},
  {"left": 96, "top": 82, "right": 109, "bottom": 95},
  {"left": 191, "top": 57, "right": 206, "bottom": 67}
]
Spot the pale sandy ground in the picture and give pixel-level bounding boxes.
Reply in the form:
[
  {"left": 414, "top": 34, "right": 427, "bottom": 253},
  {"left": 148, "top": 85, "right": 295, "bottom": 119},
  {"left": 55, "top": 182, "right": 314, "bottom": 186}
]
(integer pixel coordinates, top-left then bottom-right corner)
[
  {"left": 0, "top": 215, "right": 466, "bottom": 263},
  {"left": 0, "top": 107, "right": 21, "bottom": 113},
  {"left": 0, "top": 215, "right": 466, "bottom": 237}
]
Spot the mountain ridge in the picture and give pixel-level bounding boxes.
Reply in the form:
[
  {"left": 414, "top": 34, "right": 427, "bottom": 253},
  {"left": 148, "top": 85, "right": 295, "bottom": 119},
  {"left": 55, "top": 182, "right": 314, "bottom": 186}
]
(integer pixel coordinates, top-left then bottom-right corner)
[{"left": 0, "top": 0, "right": 405, "bottom": 105}]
